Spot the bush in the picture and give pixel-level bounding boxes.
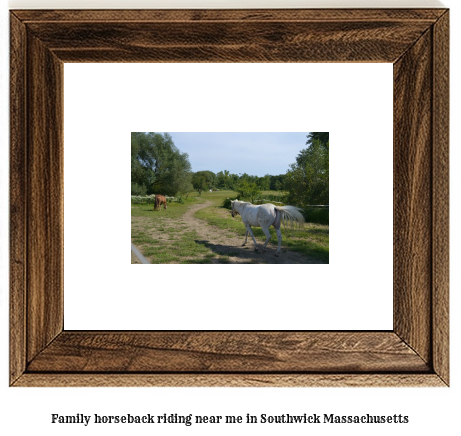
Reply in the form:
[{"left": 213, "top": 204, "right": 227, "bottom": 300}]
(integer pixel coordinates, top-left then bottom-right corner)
[
  {"left": 302, "top": 207, "right": 329, "bottom": 225},
  {"left": 131, "top": 195, "right": 156, "bottom": 204},
  {"left": 222, "top": 197, "right": 238, "bottom": 209},
  {"left": 131, "top": 182, "right": 147, "bottom": 196}
]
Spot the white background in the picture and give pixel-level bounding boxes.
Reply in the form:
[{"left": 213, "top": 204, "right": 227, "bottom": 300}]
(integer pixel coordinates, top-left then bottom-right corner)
[
  {"left": 63, "top": 63, "right": 392, "bottom": 331},
  {"left": 1, "top": 1, "right": 459, "bottom": 436}
]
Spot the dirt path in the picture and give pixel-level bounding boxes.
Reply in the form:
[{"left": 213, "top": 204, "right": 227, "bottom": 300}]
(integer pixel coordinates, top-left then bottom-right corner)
[{"left": 179, "top": 199, "right": 324, "bottom": 264}]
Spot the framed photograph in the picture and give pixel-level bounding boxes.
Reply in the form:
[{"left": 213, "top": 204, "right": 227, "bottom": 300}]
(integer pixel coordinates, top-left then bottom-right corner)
[{"left": 10, "top": 9, "right": 449, "bottom": 386}]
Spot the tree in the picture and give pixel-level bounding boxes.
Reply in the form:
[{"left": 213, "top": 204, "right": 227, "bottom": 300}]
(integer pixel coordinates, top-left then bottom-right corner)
[
  {"left": 284, "top": 133, "right": 329, "bottom": 206},
  {"left": 307, "top": 132, "right": 329, "bottom": 149},
  {"left": 257, "top": 174, "right": 271, "bottom": 191},
  {"left": 131, "top": 133, "right": 156, "bottom": 195},
  {"left": 216, "top": 169, "right": 232, "bottom": 189},
  {"left": 131, "top": 132, "right": 192, "bottom": 196},
  {"left": 270, "top": 174, "right": 286, "bottom": 191},
  {"left": 236, "top": 179, "right": 262, "bottom": 203},
  {"left": 192, "top": 174, "right": 207, "bottom": 195},
  {"left": 192, "top": 170, "right": 216, "bottom": 195}
]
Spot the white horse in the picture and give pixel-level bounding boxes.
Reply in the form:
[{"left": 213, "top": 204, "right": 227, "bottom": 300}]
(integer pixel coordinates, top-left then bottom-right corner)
[{"left": 230, "top": 200, "right": 305, "bottom": 256}]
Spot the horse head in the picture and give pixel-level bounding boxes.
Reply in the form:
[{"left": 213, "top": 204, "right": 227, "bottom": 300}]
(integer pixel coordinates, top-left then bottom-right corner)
[
  {"left": 231, "top": 200, "right": 239, "bottom": 218},
  {"left": 231, "top": 200, "right": 245, "bottom": 218}
]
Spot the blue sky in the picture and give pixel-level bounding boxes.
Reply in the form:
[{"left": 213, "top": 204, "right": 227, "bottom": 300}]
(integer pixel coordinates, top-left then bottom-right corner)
[{"left": 169, "top": 132, "right": 309, "bottom": 177}]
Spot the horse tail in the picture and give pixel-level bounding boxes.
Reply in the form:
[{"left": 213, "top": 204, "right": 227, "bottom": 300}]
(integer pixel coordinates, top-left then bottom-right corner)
[{"left": 275, "top": 205, "right": 305, "bottom": 231}]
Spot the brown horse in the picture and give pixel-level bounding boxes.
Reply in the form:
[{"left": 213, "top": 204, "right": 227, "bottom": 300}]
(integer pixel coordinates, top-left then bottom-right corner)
[{"left": 154, "top": 195, "right": 167, "bottom": 211}]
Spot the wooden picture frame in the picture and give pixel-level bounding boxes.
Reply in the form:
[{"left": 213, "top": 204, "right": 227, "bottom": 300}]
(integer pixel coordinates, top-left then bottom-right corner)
[{"left": 10, "top": 9, "right": 449, "bottom": 387}]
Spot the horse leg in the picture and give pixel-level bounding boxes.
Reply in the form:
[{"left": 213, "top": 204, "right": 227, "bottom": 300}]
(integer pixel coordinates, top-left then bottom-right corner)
[
  {"left": 242, "top": 230, "right": 249, "bottom": 246},
  {"left": 245, "top": 224, "right": 259, "bottom": 251},
  {"left": 275, "top": 227, "right": 283, "bottom": 256},
  {"left": 261, "top": 225, "right": 272, "bottom": 252}
]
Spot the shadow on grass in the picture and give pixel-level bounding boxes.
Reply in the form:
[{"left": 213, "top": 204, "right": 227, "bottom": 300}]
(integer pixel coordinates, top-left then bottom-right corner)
[
  {"left": 194, "top": 240, "right": 323, "bottom": 264},
  {"left": 195, "top": 239, "right": 260, "bottom": 261}
]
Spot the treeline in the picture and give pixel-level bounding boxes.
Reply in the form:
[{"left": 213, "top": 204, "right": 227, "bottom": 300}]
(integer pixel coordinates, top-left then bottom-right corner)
[
  {"left": 191, "top": 170, "right": 286, "bottom": 195},
  {"left": 131, "top": 132, "right": 329, "bottom": 206}
]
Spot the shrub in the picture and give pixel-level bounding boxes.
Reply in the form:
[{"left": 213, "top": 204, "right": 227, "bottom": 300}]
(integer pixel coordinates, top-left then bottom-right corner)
[
  {"left": 131, "top": 182, "right": 147, "bottom": 196},
  {"left": 131, "top": 195, "right": 156, "bottom": 204},
  {"left": 302, "top": 207, "right": 329, "bottom": 225},
  {"left": 222, "top": 197, "right": 238, "bottom": 209}
]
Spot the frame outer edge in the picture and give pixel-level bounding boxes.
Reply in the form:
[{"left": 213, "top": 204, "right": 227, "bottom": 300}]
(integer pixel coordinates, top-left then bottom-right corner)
[
  {"left": 26, "top": 32, "right": 65, "bottom": 362},
  {"left": 432, "top": 10, "right": 449, "bottom": 386},
  {"left": 9, "top": 8, "right": 448, "bottom": 23},
  {"left": 12, "top": 373, "right": 447, "bottom": 388},
  {"left": 9, "top": 12, "right": 28, "bottom": 386},
  {"left": 9, "top": 8, "right": 450, "bottom": 388}
]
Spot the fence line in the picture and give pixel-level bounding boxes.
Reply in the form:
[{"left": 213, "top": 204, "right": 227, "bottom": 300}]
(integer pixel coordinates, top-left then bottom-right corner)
[{"left": 253, "top": 199, "right": 329, "bottom": 208}]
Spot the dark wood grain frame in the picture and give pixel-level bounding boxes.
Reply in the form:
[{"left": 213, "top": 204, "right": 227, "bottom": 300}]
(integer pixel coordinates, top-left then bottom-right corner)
[{"left": 10, "top": 9, "right": 449, "bottom": 387}]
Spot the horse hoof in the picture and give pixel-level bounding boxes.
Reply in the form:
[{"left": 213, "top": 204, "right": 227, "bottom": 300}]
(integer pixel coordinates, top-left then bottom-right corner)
[{"left": 275, "top": 253, "right": 279, "bottom": 257}]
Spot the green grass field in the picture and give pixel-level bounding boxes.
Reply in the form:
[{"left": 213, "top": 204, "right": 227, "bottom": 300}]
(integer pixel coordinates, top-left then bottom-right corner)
[
  {"left": 131, "top": 195, "right": 206, "bottom": 219},
  {"left": 131, "top": 190, "right": 329, "bottom": 264}
]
